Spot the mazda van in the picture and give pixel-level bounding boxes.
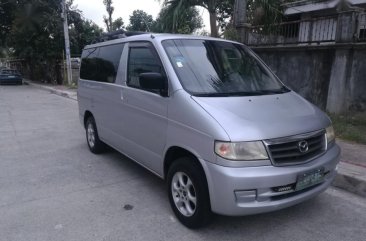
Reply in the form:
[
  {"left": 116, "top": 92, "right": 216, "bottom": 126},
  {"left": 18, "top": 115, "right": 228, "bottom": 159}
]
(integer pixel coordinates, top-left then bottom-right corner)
[{"left": 78, "top": 33, "right": 340, "bottom": 228}]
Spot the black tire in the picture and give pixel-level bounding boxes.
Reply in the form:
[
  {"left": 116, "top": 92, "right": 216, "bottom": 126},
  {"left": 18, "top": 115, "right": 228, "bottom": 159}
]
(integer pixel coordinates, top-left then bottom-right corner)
[
  {"left": 167, "top": 157, "right": 212, "bottom": 229},
  {"left": 85, "top": 116, "right": 106, "bottom": 154}
]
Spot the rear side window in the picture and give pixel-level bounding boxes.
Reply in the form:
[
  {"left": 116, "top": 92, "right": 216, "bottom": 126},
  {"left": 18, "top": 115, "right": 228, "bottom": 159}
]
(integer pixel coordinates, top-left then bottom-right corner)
[
  {"left": 97, "top": 44, "right": 124, "bottom": 83},
  {"left": 80, "top": 43, "right": 124, "bottom": 83},
  {"left": 80, "top": 48, "right": 99, "bottom": 81},
  {"left": 127, "top": 47, "right": 163, "bottom": 88}
]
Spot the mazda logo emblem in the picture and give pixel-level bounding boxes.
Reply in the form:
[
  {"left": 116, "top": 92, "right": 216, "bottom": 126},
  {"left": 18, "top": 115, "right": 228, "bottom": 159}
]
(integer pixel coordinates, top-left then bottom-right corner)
[{"left": 298, "top": 140, "right": 309, "bottom": 153}]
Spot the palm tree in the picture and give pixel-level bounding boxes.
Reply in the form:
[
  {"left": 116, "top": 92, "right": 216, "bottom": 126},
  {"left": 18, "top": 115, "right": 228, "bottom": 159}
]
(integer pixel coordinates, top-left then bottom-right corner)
[{"left": 154, "top": 5, "right": 203, "bottom": 34}]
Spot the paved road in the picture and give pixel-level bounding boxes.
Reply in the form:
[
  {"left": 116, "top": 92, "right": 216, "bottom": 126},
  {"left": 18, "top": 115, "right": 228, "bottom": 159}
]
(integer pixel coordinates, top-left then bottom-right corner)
[{"left": 0, "top": 85, "right": 365, "bottom": 241}]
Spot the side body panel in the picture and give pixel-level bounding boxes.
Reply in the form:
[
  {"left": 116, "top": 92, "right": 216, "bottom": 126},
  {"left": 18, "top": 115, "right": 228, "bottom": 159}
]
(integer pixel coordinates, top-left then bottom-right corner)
[
  {"left": 95, "top": 44, "right": 127, "bottom": 151},
  {"left": 117, "top": 41, "right": 169, "bottom": 175}
]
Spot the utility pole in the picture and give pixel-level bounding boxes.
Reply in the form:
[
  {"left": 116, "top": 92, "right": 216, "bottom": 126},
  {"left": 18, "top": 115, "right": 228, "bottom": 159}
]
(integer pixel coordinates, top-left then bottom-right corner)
[
  {"left": 61, "top": 0, "right": 72, "bottom": 85},
  {"left": 234, "top": 0, "right": 247, "bottom": 26},
  {"left": 234, "top": 0, "right": 248, "bottom": 44}
]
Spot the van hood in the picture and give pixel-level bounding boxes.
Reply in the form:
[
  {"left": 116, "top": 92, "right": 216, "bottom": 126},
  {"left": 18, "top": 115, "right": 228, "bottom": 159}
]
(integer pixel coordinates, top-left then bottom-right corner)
[{"left": 192, "top": 91, "right": 330, "bottom": 142}]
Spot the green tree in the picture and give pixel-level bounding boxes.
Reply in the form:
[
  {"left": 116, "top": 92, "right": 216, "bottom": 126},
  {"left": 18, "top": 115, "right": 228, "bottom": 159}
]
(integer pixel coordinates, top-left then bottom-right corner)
[
  {"left": 112, "top": 17, "right": 124, "bottom": 31},
  {"left": 153, "top": 6, "right": 202, "bottom": 34},
  {"left": 127, "top": 10, "right": 154, "bottom": 32},
  {"left": 3, "top": 0, "right": 101, "bottom": 83},
  {"left": 69, "top": 19, "right": 103, "bottom": 55},
  {"left": 8, "top": 0, "right": 66, "bottom": 83},
  {"left": 246, "top": 0, "right": 283, "bottom": 26},
  {"left": 217, "top": 0, "right": 235, "bottom": 32},
  {"left": 0, "top": 0, "right": 17, "bottom": 56}
]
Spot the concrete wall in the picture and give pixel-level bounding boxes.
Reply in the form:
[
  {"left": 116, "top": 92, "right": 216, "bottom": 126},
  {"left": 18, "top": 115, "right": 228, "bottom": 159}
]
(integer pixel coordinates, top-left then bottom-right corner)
[
  {"left": 348, "top": 49, "right": 366, "bottom": 112},
  {"left": 253, "top": 44, "right": 366, "bottom": 112}
]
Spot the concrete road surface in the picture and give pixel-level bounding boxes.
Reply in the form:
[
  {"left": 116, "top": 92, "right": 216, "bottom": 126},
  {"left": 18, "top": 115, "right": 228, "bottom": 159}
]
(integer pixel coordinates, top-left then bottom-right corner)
[{"left": 0, "top": 85, "right": 365, "bottom": 241}]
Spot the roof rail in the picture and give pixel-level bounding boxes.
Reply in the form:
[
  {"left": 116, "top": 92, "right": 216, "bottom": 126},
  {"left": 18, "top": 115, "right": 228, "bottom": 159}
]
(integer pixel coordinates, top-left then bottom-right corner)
[{"left": 93, "top": 29, "right": 147, "bottom": 43}]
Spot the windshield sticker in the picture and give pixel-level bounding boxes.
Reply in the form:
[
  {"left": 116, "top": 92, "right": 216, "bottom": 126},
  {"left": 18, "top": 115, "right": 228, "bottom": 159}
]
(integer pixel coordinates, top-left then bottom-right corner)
[{"left": 174, "top": 56, "right": 185, "bottom": 68}]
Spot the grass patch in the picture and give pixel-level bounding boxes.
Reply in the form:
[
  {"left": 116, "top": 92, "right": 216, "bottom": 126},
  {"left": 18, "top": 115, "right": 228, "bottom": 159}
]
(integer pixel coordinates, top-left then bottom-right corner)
[
  {"left": 66, "top": 82, "right": 78, "bottom": 89},
  {"left": 329, "top": 113, "right": 366, "bottom": 145}
]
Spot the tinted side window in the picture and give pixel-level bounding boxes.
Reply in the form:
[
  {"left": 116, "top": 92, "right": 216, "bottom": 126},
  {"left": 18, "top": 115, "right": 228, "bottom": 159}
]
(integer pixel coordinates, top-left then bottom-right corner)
[
  {"left": 127, "top": 47, "right": 163, "bottom": 88},
  {"left": 80, "top": 44, "right": 124, "bottom": 83},
  {"left": 96, "top": 44, "right": 124, "bottom": 83},
  {"left": 80, "top": 48, "right": 99, "bottom": 81}
]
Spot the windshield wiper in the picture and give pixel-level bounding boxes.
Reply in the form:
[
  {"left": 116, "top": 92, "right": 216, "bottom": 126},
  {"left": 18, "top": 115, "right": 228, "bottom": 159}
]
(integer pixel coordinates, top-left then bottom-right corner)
[
  {"left": 194, "top": 92, "right": 268, "bottom": 97},
  {"left": 194, "top": 93, "right": 234, "bottom": 97},
  {"left": 194, "top": 87, "right": 290, "bottom": 97},
  {"left": 256, "top": 87, "right": 290, "bottom": 95}
]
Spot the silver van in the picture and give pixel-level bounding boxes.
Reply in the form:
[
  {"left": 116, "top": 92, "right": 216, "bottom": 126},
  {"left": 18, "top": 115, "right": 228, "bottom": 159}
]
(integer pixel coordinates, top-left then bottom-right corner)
[{"left": 78, "top": 33, "right": 340, "bottom": 228}]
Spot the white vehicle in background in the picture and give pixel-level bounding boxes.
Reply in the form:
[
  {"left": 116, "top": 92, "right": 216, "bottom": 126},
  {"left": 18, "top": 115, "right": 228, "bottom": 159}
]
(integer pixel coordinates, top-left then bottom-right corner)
[{"left": 70, "top": 58, "right": 81, "bottom": 68}]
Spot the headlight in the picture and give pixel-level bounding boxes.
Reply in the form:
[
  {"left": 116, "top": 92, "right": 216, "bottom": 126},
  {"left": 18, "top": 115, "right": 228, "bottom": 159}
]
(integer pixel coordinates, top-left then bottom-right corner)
[
  {"left": 214, "top": 141, "right": 268, "bottom": 161},
  {"left": 326, "top": 125, "right": 335, "bottom": 143}
]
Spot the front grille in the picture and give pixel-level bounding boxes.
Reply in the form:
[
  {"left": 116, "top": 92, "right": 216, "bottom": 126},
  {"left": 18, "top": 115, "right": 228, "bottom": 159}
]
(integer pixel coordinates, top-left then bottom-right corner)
[
  {"left": 272, "top": 183, "right": 295, "bottom": 192},
  {"left": 266, "top": 131, "right": 326, "bottom": 166},
  {"left": 270, "top": 183, "right": 322, "bottom": 201}
]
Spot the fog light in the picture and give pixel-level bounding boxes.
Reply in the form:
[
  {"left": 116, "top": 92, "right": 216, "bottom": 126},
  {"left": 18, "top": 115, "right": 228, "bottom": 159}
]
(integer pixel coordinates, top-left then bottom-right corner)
[{"left": 235, "top": 190, "right": 256, "bottom": 203}]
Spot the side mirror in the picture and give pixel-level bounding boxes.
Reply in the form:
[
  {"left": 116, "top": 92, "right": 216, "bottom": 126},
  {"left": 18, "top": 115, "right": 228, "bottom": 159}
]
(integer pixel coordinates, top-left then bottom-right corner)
[{"left": 139, "top": 72, "right": 168, "bottom": 96}]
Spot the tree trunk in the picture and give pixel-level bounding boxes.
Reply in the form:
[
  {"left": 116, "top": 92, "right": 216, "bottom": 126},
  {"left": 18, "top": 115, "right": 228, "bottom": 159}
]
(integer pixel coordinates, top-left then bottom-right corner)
[
  {"left": 108, "top": 15, "right": 113, "bottom": 32},
  {"left": 209, "top": 12, "right": 218, "bottom": 38}
]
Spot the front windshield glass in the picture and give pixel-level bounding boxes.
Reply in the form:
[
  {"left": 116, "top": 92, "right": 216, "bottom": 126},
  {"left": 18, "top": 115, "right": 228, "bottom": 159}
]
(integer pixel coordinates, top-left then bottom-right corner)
[{"left": 162, "top": 39, "right": 289, "bottom": 96}]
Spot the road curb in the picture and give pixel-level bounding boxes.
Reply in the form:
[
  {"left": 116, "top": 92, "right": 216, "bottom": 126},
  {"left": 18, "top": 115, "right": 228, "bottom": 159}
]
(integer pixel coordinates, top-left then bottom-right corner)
[
  {"left": 24, "top": 80, "right": 77, "bottom": 101},
  {"left": 333, "top": 162, "right": 366, "bottom": 197}
]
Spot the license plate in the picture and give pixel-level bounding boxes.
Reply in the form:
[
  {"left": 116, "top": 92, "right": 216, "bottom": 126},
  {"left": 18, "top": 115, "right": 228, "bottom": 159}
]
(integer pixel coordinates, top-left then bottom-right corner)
[
  {"left": 295, "top": 168, "right": 324, "bottom": 191},
  {"left": 8, "top": 75, "right": 15, "bottom": 78}
]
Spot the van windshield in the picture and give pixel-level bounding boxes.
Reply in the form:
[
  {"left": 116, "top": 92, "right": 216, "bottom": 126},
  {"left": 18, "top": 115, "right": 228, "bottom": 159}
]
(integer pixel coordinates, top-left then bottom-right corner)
[{"left": 162, "top": 39, "right": 289, "bottom": 97}]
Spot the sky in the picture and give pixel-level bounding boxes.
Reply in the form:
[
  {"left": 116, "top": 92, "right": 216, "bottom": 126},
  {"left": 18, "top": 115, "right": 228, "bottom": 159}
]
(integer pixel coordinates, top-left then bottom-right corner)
[{"left": 73, "top": 0, "right": 209, "bottom": 31}]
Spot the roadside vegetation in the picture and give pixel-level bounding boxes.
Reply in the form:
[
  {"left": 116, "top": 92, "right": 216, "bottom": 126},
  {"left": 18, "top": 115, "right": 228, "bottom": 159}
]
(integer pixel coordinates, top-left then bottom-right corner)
[
  {"left": 1, "top": 0, "right": 296, "bottom": 85},
  {"left": 330, "top": 113, "right": 366, "bottom": 145}
]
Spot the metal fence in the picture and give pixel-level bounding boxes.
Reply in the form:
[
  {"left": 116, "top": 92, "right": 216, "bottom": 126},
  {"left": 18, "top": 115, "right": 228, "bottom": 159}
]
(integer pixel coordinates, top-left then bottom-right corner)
[
  {"left": 246, "top": 15, "right": 338, "bottom": 46},
  {"left": 0, "top": 58, "right": 25, "bottom": 72},
  {"left": 358, "top": 13, "right": 366, "bottom": 42}
]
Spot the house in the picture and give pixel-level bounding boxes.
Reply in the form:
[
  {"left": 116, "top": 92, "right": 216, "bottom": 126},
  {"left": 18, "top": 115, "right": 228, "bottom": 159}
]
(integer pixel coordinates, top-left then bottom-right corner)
[
  {"left": 284, "top": 0, "right": 366, "bottom": 16},
  {"left": 283, "top": 0, "right": 366, "bottom": 43},
  {"left": 246, "top": 0, "right": 366, "bottom": 46}
]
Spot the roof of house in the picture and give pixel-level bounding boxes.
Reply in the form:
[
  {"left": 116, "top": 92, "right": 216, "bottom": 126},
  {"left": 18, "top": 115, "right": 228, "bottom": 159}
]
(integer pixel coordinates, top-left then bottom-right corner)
[{"left": 283, "top": 0, "right": 366, "bottom": 15}]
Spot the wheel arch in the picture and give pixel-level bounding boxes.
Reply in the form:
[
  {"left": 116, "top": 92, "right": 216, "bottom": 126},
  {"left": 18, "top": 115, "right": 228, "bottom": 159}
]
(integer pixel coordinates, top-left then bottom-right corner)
[
  {"left": 83, "top": 110, "right": 93, "bottom": 129},
  {"left": 163, "top": 146, "right": 207, "bottom": 182}
]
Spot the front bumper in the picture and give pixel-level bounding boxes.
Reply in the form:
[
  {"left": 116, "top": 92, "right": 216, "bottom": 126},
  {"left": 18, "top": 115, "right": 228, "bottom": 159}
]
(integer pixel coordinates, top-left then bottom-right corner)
[{"left": 204, "top": 144, "right": 341, "bottom": 216}]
